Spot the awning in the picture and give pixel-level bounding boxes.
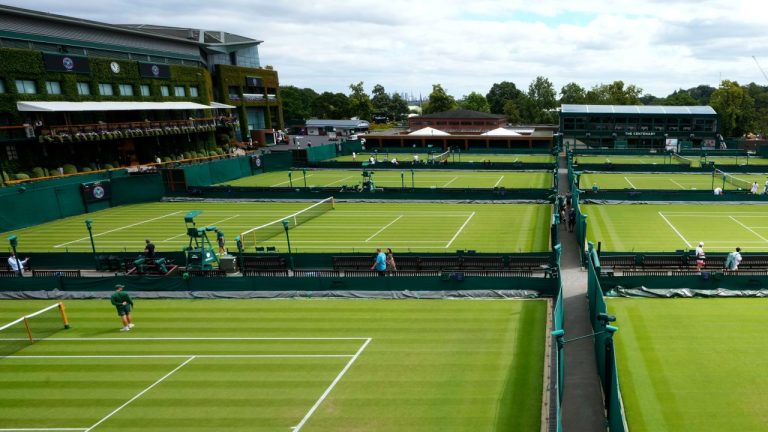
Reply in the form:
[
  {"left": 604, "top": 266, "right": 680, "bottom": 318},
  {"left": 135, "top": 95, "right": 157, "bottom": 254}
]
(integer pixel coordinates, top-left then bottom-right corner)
[
  {"left": 17, "top": 101, "right": 214, "bottom": 112},
  {"left": 408, "top": 126, "right": 450, "bottom": 136},
  {"left": 209, "top": 101, "right": 237, "bottom": 109}
]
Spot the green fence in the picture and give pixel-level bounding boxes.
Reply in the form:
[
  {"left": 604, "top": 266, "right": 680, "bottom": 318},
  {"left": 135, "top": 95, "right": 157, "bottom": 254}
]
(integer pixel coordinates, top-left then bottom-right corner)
[
  {"left": 260, "top": 151, "right": 293, "bottom": 172},
  {"left": 551, "top": 244, "right": 564, "bottom": 432},
  {"left": 181, "top": 157, "right": 254, "bottom": 186},
  {"left": 305, "top": 145, "right": 337, "bottom": 162}
]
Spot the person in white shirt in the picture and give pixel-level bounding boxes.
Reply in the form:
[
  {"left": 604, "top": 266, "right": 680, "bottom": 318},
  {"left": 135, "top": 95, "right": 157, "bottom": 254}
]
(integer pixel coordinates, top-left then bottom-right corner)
[
  {"left": 725, "top": 247, "right": 742, "bottom": 271},
  {"left": 7, "top": 252, "right": 29, "bottom": 275},
  {"left": 694, "top": 242, "right": 706, "bottom": 271},
  {"left": 751, "top": 181, "right": 759, "bottom": 194},
  {"left": 763, "top": 179, "right": 768, "bottom": 195}
]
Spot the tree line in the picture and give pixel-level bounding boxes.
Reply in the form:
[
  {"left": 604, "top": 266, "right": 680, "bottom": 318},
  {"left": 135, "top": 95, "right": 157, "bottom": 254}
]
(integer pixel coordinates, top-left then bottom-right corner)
[{"left": 281, "top": 78, "right": 768, "bottom": 138}]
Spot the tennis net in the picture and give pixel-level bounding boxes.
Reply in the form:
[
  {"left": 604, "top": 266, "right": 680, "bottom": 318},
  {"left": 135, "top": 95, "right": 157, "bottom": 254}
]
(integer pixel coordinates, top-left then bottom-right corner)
[
  {"left": 431, "top": 150, "right": 451, "bottom": 163},
  {"left": 715, "top": 169, "right": 752, "bottom": 190},
  {"left": 0, "top": 302, "right": 70, "bottom": 358},
  {"left": 671, "top": 153, "right": 693, "bottom": 166},
  {"left": 240, "top": 197, "right": 335, "bottom": 251}
]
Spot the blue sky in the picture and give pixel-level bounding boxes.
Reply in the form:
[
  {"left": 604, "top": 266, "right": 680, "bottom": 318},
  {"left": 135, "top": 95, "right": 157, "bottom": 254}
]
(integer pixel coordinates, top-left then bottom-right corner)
[{"left": 5, "top": 0, "right": 768, "bottom": 100}]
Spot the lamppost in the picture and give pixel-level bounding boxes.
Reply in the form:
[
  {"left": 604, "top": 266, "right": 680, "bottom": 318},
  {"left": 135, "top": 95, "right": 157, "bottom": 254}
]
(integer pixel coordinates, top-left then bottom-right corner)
[
  {"left": 282, "top": 220, "right": 294, "bottom": 270},
  {"left": 85, "top": 219, "right": 97, "bottom": 269},
  {"left": 7, "top": 235, "right": 20, "bottom": 276}
]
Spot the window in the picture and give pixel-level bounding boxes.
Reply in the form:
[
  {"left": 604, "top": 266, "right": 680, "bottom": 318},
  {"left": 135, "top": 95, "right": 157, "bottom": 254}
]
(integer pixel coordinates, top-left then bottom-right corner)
[
  {"left": 140, "top": 85, "right": 151, "bottom": 97},
  {"left": 189, "top": 86, "right": 199, "bottom": 97},
  {"left": 0, "top": 79, "right": 6, "bottom": 93},
  {"left": 77, "top": 82, "right": 91, "bottom": 95},
  {"left": 174, "top": 86, "right": 185, "bottom": 97},
  {"left": 160, "top": 85, "right": 170, "bottom": 97},
  {"left": 15, "top": 79, "right": 36, "bottom": 94},
  {"left": 45, "top": 81, "right": 62, "bottom": 95},
  {"left": 119, "top": 84, "right": 134, "bottom": 96},
  {"left": 6, "top": 144, "right": 18, "bottom": 161},
  {"left": 98, "top": 83, "right": 114, "bottom": 96}
]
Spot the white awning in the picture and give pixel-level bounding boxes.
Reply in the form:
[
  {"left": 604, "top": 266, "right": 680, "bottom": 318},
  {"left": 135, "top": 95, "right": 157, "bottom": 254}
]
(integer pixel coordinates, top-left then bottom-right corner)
[
  {"left": 408, "top": 126, "right": 450, "bottom": 136},
  {"left": 209, "top": 101, "right": 237, "bottom": 109},
  {"left": 481, "top": 127, "right": 522, "bottom": 136},
  {"left": 17, "top": 101, "right": 214, "bottom": 112}
]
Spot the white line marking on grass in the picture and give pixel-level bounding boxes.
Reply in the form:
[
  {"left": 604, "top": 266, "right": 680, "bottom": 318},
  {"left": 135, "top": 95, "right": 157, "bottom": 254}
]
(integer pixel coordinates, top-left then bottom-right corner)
[
  {"left": 271, "top": 174, "right": 314, "bottom": 187},
  {"left": 442, "top": 177, "right": 458, "bottom": 187},
  {"left": 162, "top": 215, "right": 240, "bottom": 242},
  {"left": 293, "top": 338, "right": 372, "bottom": 431},
  {"left": 0, "top": 337, "right": 370, "bottom": 341},
  {"left": 623, "top": 177, "right": 637, "bottom": 188},
  {"left": 658, "top": 212, "right": 691, "bottom": 249},
  {"left": 84, "top": 356, "right": 196, "bottom": 432},
  {"left": 669, "top": 179, "right": 686, "bottom": 189},
  {"left": 493, "top": 176, "right": 504, "bottom": 187},
  {"left": 323, "top": 176, "right": 354, "bottom": 186},
  {"left": 365, "top": 215, "right": 403, "bottom": 242},
  {"left": 54, "top": 211, "right": 183, "bottom": 248},
  {"left": 445, "top": 212, "right": 476, "bottom": 248},
  {"left": 729, "top": 216, "right": 768, "bottom": 243},
  {"left": 6, "top": 355, "right": 354, "bottom": 359},
  {"left": 0, "top": 429, "right": 86, "bottom": 431}
]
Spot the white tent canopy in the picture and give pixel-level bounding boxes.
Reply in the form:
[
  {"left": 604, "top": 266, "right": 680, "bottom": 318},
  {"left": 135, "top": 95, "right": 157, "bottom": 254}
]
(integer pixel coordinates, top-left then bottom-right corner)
[
  {"left": 481, "top": 127, "right": 522, "bottom": 136},
  {"left": 209, "top": 101, "right": 237, "bottom": 109},
  {"left": 408, "top": 126, "right": 449, "bottom": 136},
  {"left": 17, "top": 101, "right": 214, "bottom": 112}
]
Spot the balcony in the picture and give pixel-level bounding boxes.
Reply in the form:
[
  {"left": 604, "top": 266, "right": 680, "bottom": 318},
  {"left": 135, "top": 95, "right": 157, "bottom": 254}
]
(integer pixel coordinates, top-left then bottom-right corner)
[{"left": 38, "top": 118, "right": 220, "bottom": 144}]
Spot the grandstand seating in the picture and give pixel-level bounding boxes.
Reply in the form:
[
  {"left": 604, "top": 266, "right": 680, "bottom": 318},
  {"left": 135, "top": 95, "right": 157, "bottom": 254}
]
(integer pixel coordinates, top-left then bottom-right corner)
[
  {"left": 242, "top": 256, "right": 287, "bottom": 270},
  {"left": 31, "top": 270, "right": 82, "bottom": 277}
]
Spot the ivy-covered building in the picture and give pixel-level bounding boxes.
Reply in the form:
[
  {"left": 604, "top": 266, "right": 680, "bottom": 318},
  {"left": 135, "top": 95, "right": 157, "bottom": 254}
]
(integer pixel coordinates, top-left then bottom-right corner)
[{"left": 0, "top": 5, "right": 282, "bottom": 180}]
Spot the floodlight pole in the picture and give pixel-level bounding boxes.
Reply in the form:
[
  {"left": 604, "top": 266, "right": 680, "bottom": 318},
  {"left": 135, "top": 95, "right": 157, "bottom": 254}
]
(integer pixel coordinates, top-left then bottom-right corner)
[
  {"left": 282, "top": 220, "right": 294, "bottom": 270},
  {"left": 7, "top": 235, "right": 20, "bottom": 277}
]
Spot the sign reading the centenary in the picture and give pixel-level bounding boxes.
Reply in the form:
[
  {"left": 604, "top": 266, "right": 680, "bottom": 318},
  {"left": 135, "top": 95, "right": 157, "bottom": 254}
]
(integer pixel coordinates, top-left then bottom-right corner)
[
  {"left": 138, "top": 62, "right": 170, "bottom": 79},
  {"left": 42, "top": 53, "right": 90, "bottom": 74}
]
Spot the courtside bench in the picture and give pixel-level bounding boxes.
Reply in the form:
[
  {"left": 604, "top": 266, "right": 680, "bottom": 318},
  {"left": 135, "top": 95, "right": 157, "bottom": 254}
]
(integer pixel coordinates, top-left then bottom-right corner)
[
  {"left": 462, "top": 256, "right": 506, "bottom": 270},
  {"left": 739, "top": 255, "right": 768, "bottom": 269},
  {"left": 32, "top": 270, "right": 82, "bottom": 277},
  {"left": 242, "top": 256, "right": 287, "bottom": 270},
  {"left": 641, "top": 255, "right": 685, "bottom": 269},
  {"left": 419, "top": 256, "right": 463, "bottom": 271},
  {"left": 599, "top": 255, "right": 636, "bottom": 269},
  {"left": 508, "top": 256, "right": 551, "bottom": 270},
  {"left": 332, "top": 256, "right": 373, "bottom": 270}
]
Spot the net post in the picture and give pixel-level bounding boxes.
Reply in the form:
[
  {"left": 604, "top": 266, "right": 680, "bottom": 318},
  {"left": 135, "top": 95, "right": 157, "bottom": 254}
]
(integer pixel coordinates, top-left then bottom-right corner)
[
  {"left": 23, "top": 317, "right": 33, "bottom": 342},
  {"left": 331, "top": 196, "right": 335, "bottom": 209},
  {"left": 58, "top": 302, "right": 70, "bottom": 329}
]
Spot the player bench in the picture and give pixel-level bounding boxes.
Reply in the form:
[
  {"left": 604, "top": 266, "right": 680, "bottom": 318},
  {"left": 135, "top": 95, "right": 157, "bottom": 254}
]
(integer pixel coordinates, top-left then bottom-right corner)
[
  {"left": 508, "top": 256, "right": 551, "bottom": 270},
  {"left": 641, "top": 255, "right": 685, "bottom": 269},
  {"left": 461, "top": 256, "right": 506, "bottom": 270},
  {"left": 242, "top": 256, "right": 287, "bottom": 270},
  {"left": 31, "top": 269, "right": 82, "bottom": 277}
]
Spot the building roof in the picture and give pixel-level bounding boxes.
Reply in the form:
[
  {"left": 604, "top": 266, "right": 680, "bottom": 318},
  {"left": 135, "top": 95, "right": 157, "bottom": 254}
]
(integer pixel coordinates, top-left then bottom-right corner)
[
  {"left": 408, "top": 127, "right": 450, "bottom": 136},
  {"left": 306, "top": 119, "right": 370, "bottom": 129},
  {"left": 560, "top": 104, "right": 717, "bottom": 115},
  {"left": 17, "top": 101, "right": 213, "bottom": 112},
  {"left": 117, "top": 25, "right": 262, "bottom": 47},
  {"left": 414, "top": 109, "right": 506, "bottom": 120}
]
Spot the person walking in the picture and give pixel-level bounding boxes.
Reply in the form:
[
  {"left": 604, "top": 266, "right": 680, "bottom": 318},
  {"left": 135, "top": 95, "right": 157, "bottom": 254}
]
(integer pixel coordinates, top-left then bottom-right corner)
[
  {"left": 695, "top": 242, "right": 706, "bottom": 272},
  {"left": 144, "top": 239, "right": 155, "bottom": 259},
  {"left": 386, "top": 248, "right": 397, "bottom": 276},
  {"left": 751, "top": 181, "right": 759, "bottom": 194},
  {"left": 110, "top": 284, "right": 134, "bottom": 332},
  {"left": 216, "top": 230, "right": 226, "bottom": 255},
  {"left": 371, "top": 248, "right": 387, "bottom": 277},
  {"left": 725, "top": 247, "right": 743, "bottom": 271},
  {"left": 7, "top": 252, "right": 29, "bottom": 276},
  {"left": 568, "top": 207, "right": 576, "bottom": 232}
]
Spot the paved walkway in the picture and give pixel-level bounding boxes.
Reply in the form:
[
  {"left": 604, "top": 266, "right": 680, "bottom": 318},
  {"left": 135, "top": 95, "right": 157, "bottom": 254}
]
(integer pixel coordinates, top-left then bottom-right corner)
[{"left": 558, "top": 156, "right": 608, "bottom": 431}]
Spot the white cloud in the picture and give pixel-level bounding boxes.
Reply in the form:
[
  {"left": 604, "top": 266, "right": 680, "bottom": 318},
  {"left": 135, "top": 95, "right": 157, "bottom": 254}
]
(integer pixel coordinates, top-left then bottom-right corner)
[{"left": 5, "top": 0, "right": 768, "bottom": 99}]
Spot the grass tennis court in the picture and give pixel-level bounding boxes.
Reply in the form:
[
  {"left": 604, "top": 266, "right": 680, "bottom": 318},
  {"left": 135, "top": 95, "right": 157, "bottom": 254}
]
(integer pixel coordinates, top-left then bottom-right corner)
[
  {"left": 582, "top": 204, "right": 768, "bottom": 252},
  {"left": 0, "top": 299, "right": 546, "bottom": 431},
  {"left": 574, "top": 154, "right": 768, "bottom": 167},
  {"left": 580, "top": 172, "right": 768, "bottom": 190},
  {"left": 4, "top": 201, "right": 551, "bottom": 253},
  {"left": 219, "top": 169, "right": 553, "bottom": 189},
  {"left": 609, "top": 298, "right": 768, "bottom": 432},
  {"left": 332, "top": 152, "right": 555, "bottom": 163}
]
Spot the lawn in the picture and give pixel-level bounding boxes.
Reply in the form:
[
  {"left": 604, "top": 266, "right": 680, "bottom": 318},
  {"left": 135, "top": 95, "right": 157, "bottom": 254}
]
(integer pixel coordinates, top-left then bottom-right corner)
[
  {"left": 574, "top": 154, "right": 768, "bottom": 167},
  {"left": 0, "top": 299, "right": 547, "bottom": 432},
  {"left": 3, "top": 201, "right": 552, "bottom": 253},
  {"left": 332, "top": 152, "right": 555, "bottom": 163},
  {"left": 580, "top": 172, "right": 768, "bottom": 190},
  {"left": 581, "top": 204, "right": 768, "bottom": 252},
  {"left": 219, "top": 169, "right": 554, "bottom": 189},
  {"left": 609, "top": 298, "right": 768, "bottom": 432}
]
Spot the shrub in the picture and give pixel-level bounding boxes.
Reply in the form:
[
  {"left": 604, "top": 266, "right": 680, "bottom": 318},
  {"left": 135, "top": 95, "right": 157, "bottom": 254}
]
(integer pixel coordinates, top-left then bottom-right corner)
[
  {"left": 80, "top": 167, "right": 92, "bottom": 173},
  {"left": 102, "top": 163, "right": 114, "bottom": 170},
  {"left": 30, "top": 167, "right": 45, "bottom": 178},
  {"left": 49, "top": 168, "right": 62, "bottom": 177},
  {"left": 14, "top": 173, "right": 30, "bottom": 180},
  {"left": 162, "top": 157, "right": 172, "bottom": 162},
  {"left": 2, "top": 171, "right": 9, "bottom": 182},
  {"left": 182, "top": 152, "right": 192, "bottom": 159},
  {"left": 62, "top": 164, "right": 78, "bottom": 175}
]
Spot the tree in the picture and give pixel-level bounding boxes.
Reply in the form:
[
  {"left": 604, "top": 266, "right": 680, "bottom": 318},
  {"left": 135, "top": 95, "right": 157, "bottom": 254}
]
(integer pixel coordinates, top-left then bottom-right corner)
[
  {"left": 370, "top": 84, "right": 392, "bottom": 120},
  {"left": 458, "top": 92, "right": 490, "bottom": 112},
  {"left": 311, "top": 92, "right": 350, "bottom": 119},
  {"left": 639, "top": 94, "right": 660, "bottom": 105},
  {"left": 527, "top": 76, "right": 558, "bottom": 123},
  {"left": 503, "top": 100, "right": 523, "bottom": 124},
  {"left": 687, "top": 85, "right": 716, "bottom": 105},
  {"left": 559, "top": 82, "right": 587, "bottom": 105},
  {"left": 486, "top": 81, "right": 523, "bottom": 114},
  {"left": 388, "top": 93, "right": 410, "bottom": 121},
  {"left": 710, "top": 80, "right": 756, "bottom": 137},
  {"left": 662, "top": 89, "right": 698, "bottom": 106},
  {"left": 280, "top": 86, "right": 317, "bottom": 125},
  {"left": 585, "top": 80, "right": 643, "bottom": 105},
  {"left": 348, "top": 81, "right": 373, "bottom": 121},
  {"left": 745, "top": 83, "right": 768, "bottom": 136},
  {"left": 422, "top": 84, "right": 456, "bottom": 114}
]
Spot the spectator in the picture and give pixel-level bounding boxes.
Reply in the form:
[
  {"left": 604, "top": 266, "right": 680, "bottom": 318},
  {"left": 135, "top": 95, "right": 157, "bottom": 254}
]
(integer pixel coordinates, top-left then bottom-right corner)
[
  {"left": 695, "top": 242, "right": 706, "bottom": 272},
  {"left": 568, "top": 208, "right": 576, "bottom": 232},
  {"left": 7, "top": 252, "right": 29, "bottom": 276},
  {"left": 216, "top": 230, "right": 226, "bottom": 255},
  {"left": 386, "top": 248, "right": 397, "bottom": 276},
  {"left": 371, "top": 248, "right": 387, "bottom": 277},
  {"left": 144, "top": 239, "right": 155, "bottom": 259}
]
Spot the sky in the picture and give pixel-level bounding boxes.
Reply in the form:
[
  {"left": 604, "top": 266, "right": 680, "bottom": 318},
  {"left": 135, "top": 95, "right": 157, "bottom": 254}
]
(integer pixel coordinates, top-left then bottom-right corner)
[{"left": 7, "top": 0, "right": 768, "bottom": 100}]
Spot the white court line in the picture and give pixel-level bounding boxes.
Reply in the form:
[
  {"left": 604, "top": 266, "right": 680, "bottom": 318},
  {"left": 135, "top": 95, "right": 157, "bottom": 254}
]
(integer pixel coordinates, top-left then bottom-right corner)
[
  {"left": 729, "top": 216, "right": 768, "bottom": 243},
  {"left": 623, "top": 177, "right": 637, "bottom": 188},
  {"left": 442, "top": 177, "right": 458, "bottom": 187},
  {"left": 0, "top": 429, "right": 86, "bottom": 431},
  {"left": 271, "top": 174, "right": 314, "bottom": 187},
  {"left": 0, "top": 337, "right": 369, "bottom": 341},
  {"left": 365, "top": 215, "right": 403, "bottom": 242},
  {"left": 293, "top": 338, "right": 372, "bottom": 431},
  {"left": 658, "top": 212, "right": 691, "bottom": 249},
  {"left": 493, "top": 176, "right": 504, "bottom": 187},
  {"left": 6, "top": 355, "right": 353, "bottom": 359},
  {"left": 445, "top": 212, "right": 476, "bottom": 248},
  {"left": 669, "top": 179, "right": 686, "bottom": 189},
  {"left": 323, "top": 176, "right": 354, "bottom": 186},
  {"left": 162, "top": 215, "right": 240, "bottom": 242},
  {"left": 84, "top": 356, "right": 196, "bottom": 432},
  {"left": 54, "top": 211, "right": 183, "bottom": 248}
]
